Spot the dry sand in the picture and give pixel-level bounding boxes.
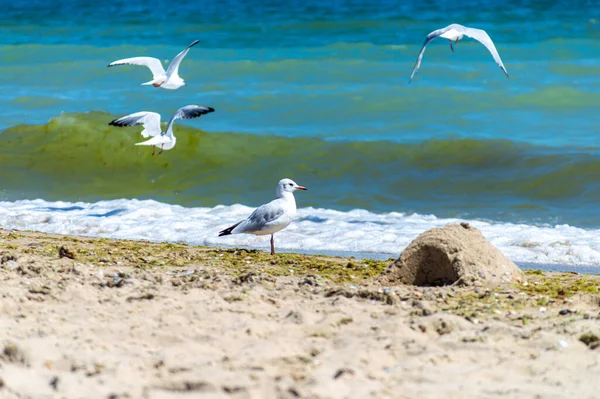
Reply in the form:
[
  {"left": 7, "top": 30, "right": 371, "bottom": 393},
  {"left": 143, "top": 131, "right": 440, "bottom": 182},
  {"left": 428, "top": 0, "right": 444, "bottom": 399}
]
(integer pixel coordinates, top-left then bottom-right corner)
[{"left": 0, "top": 228, "right": 600, "bottom": 399}]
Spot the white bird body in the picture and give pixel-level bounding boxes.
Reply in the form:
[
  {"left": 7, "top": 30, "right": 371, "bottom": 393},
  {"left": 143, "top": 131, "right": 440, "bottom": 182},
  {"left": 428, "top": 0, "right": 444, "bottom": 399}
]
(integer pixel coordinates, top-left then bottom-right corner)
[
  {"left": 136, "top": 134, "right": 177, "bottom": 151},
  {"left": 439, "top": 28, "right": 464, "bottom": 41},
  {"left": 219, "top": 179, "right": 308, "bottom": 255},
  {"left": 109, "top": 105, "right": 214, "bottom": 155},
  {"left": 108, "top": 40, "right": 199, "bottom": 90},
  {"left": 409, "top": 23, "right": 509, "bottom": 82},
  {"left": 142, "top": 73, "right": 185, "bottom": 90}
]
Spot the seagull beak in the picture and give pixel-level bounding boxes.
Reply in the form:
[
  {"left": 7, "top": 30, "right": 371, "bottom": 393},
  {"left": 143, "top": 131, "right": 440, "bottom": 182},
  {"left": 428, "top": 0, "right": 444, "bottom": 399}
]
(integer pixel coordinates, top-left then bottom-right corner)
[{"left": 295, "top": 185, "right": 307, "bottom": 191}]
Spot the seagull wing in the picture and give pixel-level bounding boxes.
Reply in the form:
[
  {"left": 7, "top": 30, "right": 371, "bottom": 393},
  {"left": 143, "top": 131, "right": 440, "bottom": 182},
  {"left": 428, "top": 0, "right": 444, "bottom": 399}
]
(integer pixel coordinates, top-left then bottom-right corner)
[
  {"left": 409, "top": 25, "right": 453, "bottom": 83},
  {"left": 107, "top": 57, "right": 166, "bottom": 80},
  {"left": 166, "top": 39, "right": 200, "bottom": 78},
  {"left": 171, "top": 104, "right": 215, "bottom": 121},
  {"left": 164, "top": 104, "right": 215, "bottom": 138},
  {"left": 109, "top": 112, "right": 162, "bottom": 138},
  {"left": 461, "top": 27, "right": 509, "bottom": 77},
  {"left": 236, "top": 200, "right": 285, "bottom": 234}
]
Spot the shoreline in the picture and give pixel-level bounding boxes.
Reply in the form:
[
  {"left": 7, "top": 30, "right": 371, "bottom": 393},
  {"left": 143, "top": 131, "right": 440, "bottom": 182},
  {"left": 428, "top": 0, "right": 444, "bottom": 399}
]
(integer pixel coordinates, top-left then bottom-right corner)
[
  {"left": 2, "top": 226, "right": 599, "bottom": 275},
  {"left": 1, "top": 228, "right": 600, "bottom": 398},
  {"left": 2, "top": 196, "right": 599, "bottom": 269}
]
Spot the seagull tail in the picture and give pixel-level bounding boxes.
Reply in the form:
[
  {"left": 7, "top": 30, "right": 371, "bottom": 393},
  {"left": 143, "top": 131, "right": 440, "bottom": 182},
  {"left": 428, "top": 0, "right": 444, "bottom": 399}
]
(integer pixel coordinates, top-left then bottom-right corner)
[{"left": 218, "top": 221, "right": 242, "bottom": 237}]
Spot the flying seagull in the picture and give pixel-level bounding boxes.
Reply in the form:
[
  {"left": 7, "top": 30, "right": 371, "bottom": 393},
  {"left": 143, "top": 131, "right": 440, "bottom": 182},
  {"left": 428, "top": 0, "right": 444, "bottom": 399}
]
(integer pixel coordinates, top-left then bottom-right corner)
[
  {"left": 409, "top": 24, "right": 509, "bottom": 82},
  {"left": 107, "top": 40, "right": 200, "bottom": 89},
  {"left": 109, "top": 105, "right": 214, "bottom": 155},
  {"left": 218, "top": 178, "right": 308, "bottom": 255}
]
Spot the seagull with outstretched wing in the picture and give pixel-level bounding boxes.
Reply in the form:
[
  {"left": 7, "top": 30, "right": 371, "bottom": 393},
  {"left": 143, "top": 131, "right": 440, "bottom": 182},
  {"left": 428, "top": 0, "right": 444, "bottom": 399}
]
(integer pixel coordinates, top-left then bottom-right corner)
[
  {"left": 409, "top": 24, "right": 509, "bottom": 82},
  {"left": 108, "top": 40, "right": 200, "bottom": 89},
  {"left": 109, "top": 105, "right": 215, "bottom": 155}
]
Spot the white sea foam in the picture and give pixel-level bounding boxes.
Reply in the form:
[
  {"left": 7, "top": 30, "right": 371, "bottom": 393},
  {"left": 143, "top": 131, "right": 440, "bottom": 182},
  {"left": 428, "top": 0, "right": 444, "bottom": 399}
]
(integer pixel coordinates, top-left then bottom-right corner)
[{"left": 0, "top": 198, "right": 599, "bottom": 268}]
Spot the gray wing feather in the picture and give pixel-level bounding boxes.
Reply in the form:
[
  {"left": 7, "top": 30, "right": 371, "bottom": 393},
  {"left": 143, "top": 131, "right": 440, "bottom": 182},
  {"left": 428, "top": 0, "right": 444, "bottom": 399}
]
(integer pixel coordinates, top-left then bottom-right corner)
[
  {"left": 409, "top": 25, "right": 454, "bottom": 83},
  {"left": 248, "top": 204, "right": 284, "bottom": 226},
  {"left": 166, "top": 39, "right": 200, "bottom": 78},
  {"left": 165, "top": 105, "right": 215, "bottom": 138},
  {"left": 109, "top": 111, "right": 162, "bottom": 137},
  {"left": 461, "top": 27, "right": 509, "bottom": 77},
  {"left": 234, "top": 202, "right": 285, "bottom": 234},
  {"left": 174, "top": 105, "right": 215, "bottom": 120}
]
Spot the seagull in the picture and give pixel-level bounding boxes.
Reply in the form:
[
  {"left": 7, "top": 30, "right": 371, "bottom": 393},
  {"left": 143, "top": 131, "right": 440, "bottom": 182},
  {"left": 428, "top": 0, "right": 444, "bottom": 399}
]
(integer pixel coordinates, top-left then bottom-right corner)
[
  {"left": 409, "top": 24, "right": 509, "bottom": 82},
  {"left": 109, "top": 105, "right": 214, "bottom": 155},
  {"left": 107, "top": 40, "right": 200, "bottom": 89},
  {"left": 218, "top": 178, "right": 308, "bottom": 255}
]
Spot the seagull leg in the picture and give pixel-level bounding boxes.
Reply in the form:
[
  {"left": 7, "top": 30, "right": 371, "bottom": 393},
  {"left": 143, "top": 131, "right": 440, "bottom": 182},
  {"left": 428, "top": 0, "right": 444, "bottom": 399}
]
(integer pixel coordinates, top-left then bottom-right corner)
[
  {"left": 449, "top": 40, "right": 454, "bottom": 52},
  {"left": 158, "top": 144, "right": 164, "bottom": 155},
  {"left": 270, "top": 234, "right": 275, "bottom": 255},
  {"left": 151, "top": 146, "right": 155, "bottom": 156}
]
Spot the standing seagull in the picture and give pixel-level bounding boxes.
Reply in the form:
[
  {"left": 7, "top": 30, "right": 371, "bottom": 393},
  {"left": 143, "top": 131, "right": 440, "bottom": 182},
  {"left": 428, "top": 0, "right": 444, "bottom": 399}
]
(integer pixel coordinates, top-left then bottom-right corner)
[
  {"left": 409, "top": 24, "right": 509, "bottom": 82},
  {"left": 109, "top": 105, "right": 214, "bottom": 155},
  {"left": 218, "top": 178, "right": 308, "bottom": 255},
  {"left": 107, "top": 40, "right": 200, "bottom": 89}
]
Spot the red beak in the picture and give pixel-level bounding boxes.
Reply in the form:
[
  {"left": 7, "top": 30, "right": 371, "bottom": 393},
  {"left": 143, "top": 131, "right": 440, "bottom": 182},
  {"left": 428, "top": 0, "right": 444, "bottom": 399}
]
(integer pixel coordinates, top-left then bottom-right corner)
[{"left": 296, "top": 185, "right": 307, "bottom": 191}]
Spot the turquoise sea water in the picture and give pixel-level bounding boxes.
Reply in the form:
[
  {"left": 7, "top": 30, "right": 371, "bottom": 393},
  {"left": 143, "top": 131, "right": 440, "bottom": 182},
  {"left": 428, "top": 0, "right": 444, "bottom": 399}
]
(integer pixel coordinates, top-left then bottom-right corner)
[{"left": 0, "top": 0, "right": 599, "bottom": 234}]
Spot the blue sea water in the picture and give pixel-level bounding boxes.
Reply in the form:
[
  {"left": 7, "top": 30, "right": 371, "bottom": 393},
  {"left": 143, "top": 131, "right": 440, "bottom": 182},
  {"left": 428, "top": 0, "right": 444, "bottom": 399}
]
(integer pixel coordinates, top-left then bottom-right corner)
[{"left": 0, "top": 0, "right": 599, "bottom": 265}]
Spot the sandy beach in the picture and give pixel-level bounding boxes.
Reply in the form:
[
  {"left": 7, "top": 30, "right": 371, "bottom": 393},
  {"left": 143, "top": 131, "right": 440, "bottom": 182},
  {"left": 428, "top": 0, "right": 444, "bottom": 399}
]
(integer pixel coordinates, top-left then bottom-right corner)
[
  {"left": 0, "top": 228, "right": 598, "bottom": 398},
  {"left": 2, "top": 1, "right": 600, "bottom": 398}
]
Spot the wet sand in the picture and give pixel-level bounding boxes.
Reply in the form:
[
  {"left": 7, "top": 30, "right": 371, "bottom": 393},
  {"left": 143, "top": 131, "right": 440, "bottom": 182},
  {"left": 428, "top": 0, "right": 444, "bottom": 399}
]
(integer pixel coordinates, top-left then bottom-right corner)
[{"left": 1, "top": 228, "right": 599, "bottom": 399}]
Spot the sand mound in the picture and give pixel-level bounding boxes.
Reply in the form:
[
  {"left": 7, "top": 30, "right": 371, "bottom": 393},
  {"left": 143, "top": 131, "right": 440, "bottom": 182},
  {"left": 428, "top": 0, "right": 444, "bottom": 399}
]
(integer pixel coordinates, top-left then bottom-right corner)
[{"left": 380, "top": 223, "right": 522, "bottom": 287}]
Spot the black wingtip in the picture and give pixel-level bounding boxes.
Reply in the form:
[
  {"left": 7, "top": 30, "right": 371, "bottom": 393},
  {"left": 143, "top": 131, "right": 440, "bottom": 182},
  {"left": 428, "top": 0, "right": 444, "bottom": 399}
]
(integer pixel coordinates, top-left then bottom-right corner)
[
  {"left": 218, "top": 228, "right": 233, "bottom": 237},
  {"left": 207, "top": 107, "right": 215, "bottom": 113},
  {"left": 189, "top": 39, "right": 200, "bottom": 48},
  {"left": 218, "top": 221, "right": 240, "bottom": 236},
  {"left": 109, "top": 119, "right": 125, "bottom": 127}
]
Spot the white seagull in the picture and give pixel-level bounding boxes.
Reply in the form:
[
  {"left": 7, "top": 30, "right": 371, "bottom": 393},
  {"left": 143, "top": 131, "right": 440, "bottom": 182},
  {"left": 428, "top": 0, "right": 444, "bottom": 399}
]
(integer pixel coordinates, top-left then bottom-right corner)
[
  {"left": 409, "top": 24, "right": 509, "bottom": 82},
  {"left": 109, "top": 105, "right": 215, "bottom": 155},
  {"left": 107, "top": 40, "right": 200, "bottom": 89},
  {"left": 218, "top": 178, "right": 308, "bottom": 255}
]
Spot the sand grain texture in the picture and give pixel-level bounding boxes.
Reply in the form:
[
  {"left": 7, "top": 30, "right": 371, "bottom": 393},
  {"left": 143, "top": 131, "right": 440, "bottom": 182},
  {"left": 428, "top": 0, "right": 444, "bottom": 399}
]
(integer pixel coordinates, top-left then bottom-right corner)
[{"left": 0, "top": 229, "right": 599, "bottom": 398}]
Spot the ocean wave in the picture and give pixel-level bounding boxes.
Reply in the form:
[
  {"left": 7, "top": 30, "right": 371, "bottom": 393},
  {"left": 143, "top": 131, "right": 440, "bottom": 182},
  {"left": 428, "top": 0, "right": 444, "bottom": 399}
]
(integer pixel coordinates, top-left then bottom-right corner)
[
  {"left": 1, "top": 198, "right": 599, "bottom": 267},
  {"left": 0, "top": 111, "right": 599, "bottom": 227}
]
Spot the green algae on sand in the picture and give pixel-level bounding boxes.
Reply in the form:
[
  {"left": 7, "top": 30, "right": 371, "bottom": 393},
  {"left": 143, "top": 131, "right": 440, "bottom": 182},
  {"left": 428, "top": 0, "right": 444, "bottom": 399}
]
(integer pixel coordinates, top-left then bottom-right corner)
[
  {"left": 0, "top": 229, "right": 389, "bottom": 284},
  {"left": 2, "top": 229, "right": 600, "bottom": 314}
]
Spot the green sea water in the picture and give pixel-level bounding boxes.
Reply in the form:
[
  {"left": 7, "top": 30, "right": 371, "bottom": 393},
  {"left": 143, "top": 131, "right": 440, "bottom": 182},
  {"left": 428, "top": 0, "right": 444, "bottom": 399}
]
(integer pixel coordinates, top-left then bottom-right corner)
[{"left": 1, "top": 112, "right": 598, "bottom": 226}]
